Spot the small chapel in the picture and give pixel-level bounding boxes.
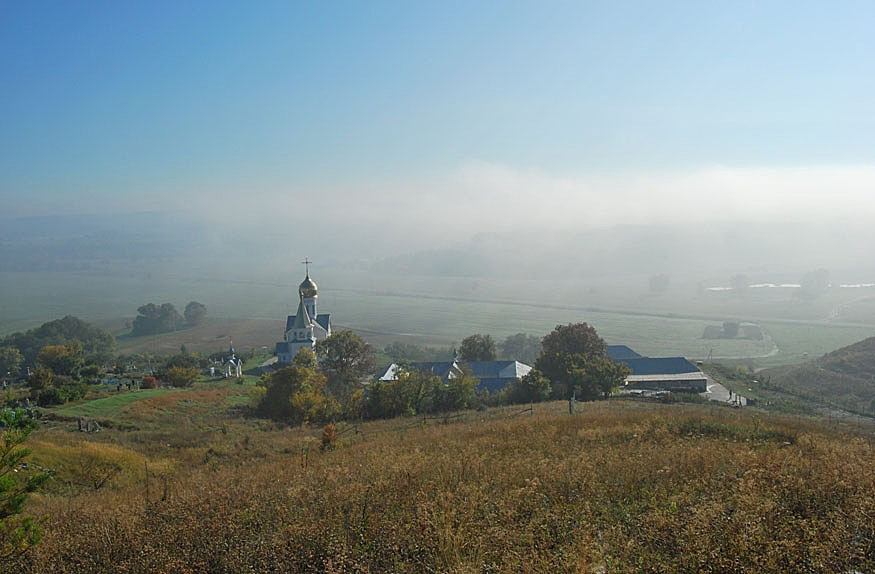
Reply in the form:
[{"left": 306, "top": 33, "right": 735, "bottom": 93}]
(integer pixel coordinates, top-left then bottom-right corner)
[
  {"left": 224, "top": 342, "right": 243, "bottom": 378},
  {"left": 275, "top": 260, "right": 332, "bottom": 364}
]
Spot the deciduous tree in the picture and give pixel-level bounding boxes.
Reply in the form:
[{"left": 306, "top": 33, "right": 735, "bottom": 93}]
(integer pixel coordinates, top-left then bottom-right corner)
[
  {"left": 292, "top": 348, "right": 318, "bottom": 370},
  {"left": 536, "top": 352, "right": 629, "bottom": 400},
  {"left": 184, "top": 301, "right": 207, "bottom": 326},
  {"left": 0, "top": 347, "right": 23, "bottom": 379},
  {"left": 0, "top": 316, "right": 114, "bottom": 367},
  {"left": 315, "top": 331, "right": 376, "bottom": 398},
  {"left": 131, "top": 303, "right": 183, "bottom": 336},
  {"left": 36, "top": 343, "right": 83, "bottom": 377},
  {"left": 507, "top": 368, "right": 551, "bottom": 404},
  {"left": 26, "top": 367, "right": 53, "bottom": 393},
  {"left": 540, "top": 323, "right": 606, "bottom": 358},
  {"left": 165, "top": 366, "right": 199, "bottom": 388},
  {"left": 535, "top": 323, "right": 627, "bottom": 400},
  {"left": 258, "top": 364, "right": 338, "bottom": 425},
  {"left": 499, "top": 333, "right": 541, "bottom": 364},
  {"left": 458, "top": 334, "right": 497, "bottom": 362}
]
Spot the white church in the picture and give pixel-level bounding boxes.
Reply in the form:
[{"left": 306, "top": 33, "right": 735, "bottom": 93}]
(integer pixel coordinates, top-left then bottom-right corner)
[{"left": 275, "top": 262, "right": 332, "bottom": 364}]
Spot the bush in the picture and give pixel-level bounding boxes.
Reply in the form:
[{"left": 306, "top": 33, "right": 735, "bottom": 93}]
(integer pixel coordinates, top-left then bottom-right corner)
[
  {"left": 258, "top": 366, "right": 339, "bottom": 425},
  {"left": 141, "top": 376, "right": 158, "bottom": 389},
  {"left": 507, "top": 369, "right": 551, "bottom": 404},
  {"left": 363, "top": 369, "right": 478, "bottom": 420},
  {"left": 35, "top": 379, "right": 87, "bottom": 406},
  {"left": 430, "top": 374, "right": 477, "bottom": 413},
  {"left": 35, "top": 388, "right": 64, "bottom": 407},
  {"left": 79, "top": 364, "right": 101, "bottom": 382},
  {"left": 165, "top": 366, "right": 199, "bottom": 388},
  {"left": 165, "top": 354, "right": 202, "bottom": 370}
]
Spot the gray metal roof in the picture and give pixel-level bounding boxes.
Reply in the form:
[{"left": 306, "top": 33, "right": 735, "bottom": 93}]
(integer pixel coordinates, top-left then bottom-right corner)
[{"left": 607, "top": 345, "right": 643, "bottom": 360}]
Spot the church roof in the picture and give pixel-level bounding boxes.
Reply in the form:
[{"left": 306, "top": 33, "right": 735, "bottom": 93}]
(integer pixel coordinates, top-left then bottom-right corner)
[
  {"left": 315, "top": 314, "right": 330, "bottom": 331},
  {"left": 290, "top": 300, "right": 313, "bottom": 329}
]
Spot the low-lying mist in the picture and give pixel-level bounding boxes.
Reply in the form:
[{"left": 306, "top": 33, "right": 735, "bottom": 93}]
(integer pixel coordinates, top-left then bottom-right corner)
[{"left": 4, "top": 162, "right": 875, "bottom": 333}]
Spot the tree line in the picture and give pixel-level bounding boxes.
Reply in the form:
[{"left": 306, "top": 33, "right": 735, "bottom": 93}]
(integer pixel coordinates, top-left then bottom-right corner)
[
  {"left": 1, "top": 315, "right": 115, "bottom": 377},
  {"left": 1, "top": 316, "right": 117, "bottom": 405},
  {"left": 130, "top": 301, "right": 206, "bottom": 336},
  {"left": 256, "top": 323, "right": 629, "bottom": 426},
  {"left": 383, "top": 332, "right": 542, "bottom": 366}
]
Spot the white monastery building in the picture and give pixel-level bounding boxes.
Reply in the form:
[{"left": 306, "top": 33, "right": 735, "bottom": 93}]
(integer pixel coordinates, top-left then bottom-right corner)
[{"left": 275, "top": 261, "right": 332, "bottom": 364}]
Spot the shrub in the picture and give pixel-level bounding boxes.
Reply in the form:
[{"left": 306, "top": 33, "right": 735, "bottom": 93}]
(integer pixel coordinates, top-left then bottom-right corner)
[
  {"left": 320, "top": 423, "right": 337, "bottom": 452},
  {"left": 507, "top": 369, "right": 551, "bottom": 404},
  {"left": 363, "top": 369, "right": 478, "bottom": 419},
  {"left": 165, "top": 366, "right": 199, "bottom": 388},
  {"left": 258, "top": 365, "right": 339, "bottom": 425},
  {"left": 141, "top": 376, "right": 158, "bottom": 389},
  {"left": 430, "top": 374, "right": 477, "bottom": 413},
  {"left": 35, "top": 379, "right": 87, "bottom": 406}
]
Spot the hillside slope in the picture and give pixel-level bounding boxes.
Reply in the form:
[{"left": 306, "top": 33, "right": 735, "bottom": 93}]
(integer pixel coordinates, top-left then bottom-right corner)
[
  {"left": 764, "top": 335, "right": 875, "bottom": 415},
  {"left": 12, "top": 396, "right": 875, "bottom": 573}
]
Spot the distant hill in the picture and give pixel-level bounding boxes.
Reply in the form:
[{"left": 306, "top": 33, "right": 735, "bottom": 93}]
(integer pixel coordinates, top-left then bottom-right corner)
[
  {"left": 371, "top": 222, "right": 875, "bottom": 280},
  {"left": 0, "top": 212, "right": 199, "bottom": 272},
  {"left": 763, "top": 336, "right": 875, "bottom": 415}
]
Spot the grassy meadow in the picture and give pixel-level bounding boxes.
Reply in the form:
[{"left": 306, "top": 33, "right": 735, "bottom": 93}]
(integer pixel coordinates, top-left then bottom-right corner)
[{"left": 9, "top": 382, "right": 875, "bottom": 573}]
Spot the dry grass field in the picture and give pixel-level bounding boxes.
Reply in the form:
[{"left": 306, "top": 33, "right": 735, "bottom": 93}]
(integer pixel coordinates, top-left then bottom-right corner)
[{"left": 10, "top": 391, "right": 875, "bottom": 573}]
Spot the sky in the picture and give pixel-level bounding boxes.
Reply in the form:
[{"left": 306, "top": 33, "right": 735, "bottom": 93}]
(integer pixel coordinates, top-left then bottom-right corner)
[{"left": 2, "top": 1, "right": 875, "bottom": 229}]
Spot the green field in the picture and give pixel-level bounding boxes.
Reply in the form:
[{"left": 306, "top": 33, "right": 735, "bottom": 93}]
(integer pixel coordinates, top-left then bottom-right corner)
[
  {"left": 3, "top": 269, "right": 874, "bottom": 367},
  {"left": 51, "top": 388, "right": 177, "bottom": 418}
]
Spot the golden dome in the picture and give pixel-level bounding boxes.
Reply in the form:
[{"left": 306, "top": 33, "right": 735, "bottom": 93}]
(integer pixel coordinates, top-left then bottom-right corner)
[{"left": 299, "top": 274, "right": 318, "bottom": 298}]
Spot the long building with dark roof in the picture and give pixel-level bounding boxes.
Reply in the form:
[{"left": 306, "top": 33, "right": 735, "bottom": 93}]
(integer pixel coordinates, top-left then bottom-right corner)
[
  {"left": 378, "top": 359, "right": 532, "bottom": 393},
  {"left": 609, "top": 347, "right": 708, "bottom": 392}
]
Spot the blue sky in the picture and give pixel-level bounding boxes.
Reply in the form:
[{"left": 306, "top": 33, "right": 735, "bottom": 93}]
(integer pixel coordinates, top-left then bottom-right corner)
[{"left": 2, "top": 1, "right": 874, "bottom": 223}]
